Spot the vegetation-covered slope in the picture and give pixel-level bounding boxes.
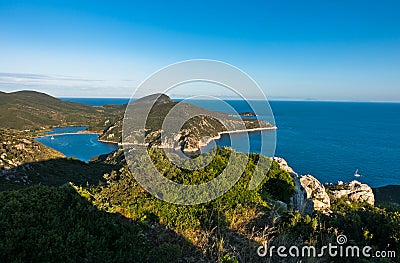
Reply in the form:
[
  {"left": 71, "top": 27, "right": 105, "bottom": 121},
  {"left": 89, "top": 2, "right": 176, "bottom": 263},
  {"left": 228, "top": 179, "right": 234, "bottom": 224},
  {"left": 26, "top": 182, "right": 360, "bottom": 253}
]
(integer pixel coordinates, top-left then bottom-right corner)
[
  {"left": 101, "top": 93, "right": 274, "bottom": 152},
  {"left": 0, "top": 129, "right": 115, "bottom": 191},
  {"left": 0, "top": 91, "right": 124, "bottom": 131},
  {"left": 0, "top": 129, "right": 64, "bottom": 170},
  {"left": 1, "top": 146, "right": 399, "bottom": 262},
  {"left": 0, "top": 185, "right": 192, "bottom": 263},
  {"left": 373, "top": 185, "right": 400, "bottom": 204},
  {"left": 76, "top": 148, "right": 400, "bottom": 262},
  {"left": 1, "top": 91, "right": 399, "bottom": 262}
]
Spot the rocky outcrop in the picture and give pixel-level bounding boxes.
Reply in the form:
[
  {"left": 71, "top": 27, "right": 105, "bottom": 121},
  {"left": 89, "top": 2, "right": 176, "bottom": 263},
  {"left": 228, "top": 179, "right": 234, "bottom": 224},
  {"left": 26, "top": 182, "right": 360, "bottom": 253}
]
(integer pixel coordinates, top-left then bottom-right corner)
[
  {"left": 273, "top": 157, "right": 375, "bottom": 215},
  {"left": 329, "top": 180, "right": 374, "bottom": 206},
  {"left": 99, "top": 118, "right": 123, "bottom": 143},
  {"left": 272, "top": 157, "right": 295, "bottom": 174},
  {"left": 273, "top": 157, "right": 315, "bottom": 215},
  {"left": 292, "top": 174, "right": 315, "bottom": 215},
  {"left": 300, "top": 175, "right": 330, "bottom": 214}
]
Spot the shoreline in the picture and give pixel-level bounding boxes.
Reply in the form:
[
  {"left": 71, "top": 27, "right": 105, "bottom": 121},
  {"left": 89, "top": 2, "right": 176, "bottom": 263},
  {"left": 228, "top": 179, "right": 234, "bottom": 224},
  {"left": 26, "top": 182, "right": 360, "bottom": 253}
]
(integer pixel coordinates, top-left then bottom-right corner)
[
  {"left": 118, "top": 126, "right": 277, "bottom": 150},
  {"left": 35, "top": 131, "right": 101, "bottom": 138},
  {"left": 198, "top": 126, "right": 277, "bottom": 149},
  {"left": 37, "top": 125, "right": 277, "bottom": 154},
  {"left": 35, "top": 129, "right": 119, "bottom": 146},
  {"left": 97, "top": 138, "right": 120, "bottom": 145}
]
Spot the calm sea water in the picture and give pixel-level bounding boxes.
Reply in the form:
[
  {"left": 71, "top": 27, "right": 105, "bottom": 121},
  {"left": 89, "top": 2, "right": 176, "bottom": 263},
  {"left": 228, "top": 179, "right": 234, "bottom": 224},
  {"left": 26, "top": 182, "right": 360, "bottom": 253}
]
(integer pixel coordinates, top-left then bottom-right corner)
[
  {"left": 44, "top": 126, "right": 88, "bottom": 135},
  {"left": 36, "top": 127, "right": 118, "bottom": 162},
  {"left": 59, "top": 98, "right": 400, "bottom": 187}
]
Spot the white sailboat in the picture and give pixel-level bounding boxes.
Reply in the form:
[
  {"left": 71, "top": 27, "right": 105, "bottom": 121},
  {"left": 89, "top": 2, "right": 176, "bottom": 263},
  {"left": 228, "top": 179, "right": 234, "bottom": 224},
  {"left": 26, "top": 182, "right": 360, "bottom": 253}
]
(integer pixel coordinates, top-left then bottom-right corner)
[
  {"left": 354, "top": 169, "right": 361, "bottom": 177},
  {"left": 51, "top": 136, "right": 55, "bottom": 140}
]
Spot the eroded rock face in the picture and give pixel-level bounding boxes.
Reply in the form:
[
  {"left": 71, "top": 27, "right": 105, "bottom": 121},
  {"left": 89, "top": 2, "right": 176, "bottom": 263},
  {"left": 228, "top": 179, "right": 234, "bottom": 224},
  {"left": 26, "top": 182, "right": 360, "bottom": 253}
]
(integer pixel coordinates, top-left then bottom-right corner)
[
  {"left": 274, "top": 158, "right": 330, "bottom": 215},
  {"left": 300, "top": 175, "right": 331, "bottom": 214},
  {"left": 273, "top": 157, "right": 314, "bottom": 215},
  {"left": 329, "top": 180, "right": 375, "bottom": 206},
  {"left": 270, "top": 158, "right": 375, "bottom": 215},
  {"left": 292, "top": 174, "right": 315, "bottom": 215},
  {"left": 272, "top": 157, "right": 295, "bottom": 174}
]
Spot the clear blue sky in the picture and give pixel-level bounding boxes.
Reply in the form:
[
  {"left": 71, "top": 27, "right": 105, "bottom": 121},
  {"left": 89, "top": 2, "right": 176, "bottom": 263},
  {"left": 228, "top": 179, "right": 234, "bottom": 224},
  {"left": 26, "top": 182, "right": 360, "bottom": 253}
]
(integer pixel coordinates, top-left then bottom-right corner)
[{"left": 0, "top": 0, "right": 399, "bottom": 101}]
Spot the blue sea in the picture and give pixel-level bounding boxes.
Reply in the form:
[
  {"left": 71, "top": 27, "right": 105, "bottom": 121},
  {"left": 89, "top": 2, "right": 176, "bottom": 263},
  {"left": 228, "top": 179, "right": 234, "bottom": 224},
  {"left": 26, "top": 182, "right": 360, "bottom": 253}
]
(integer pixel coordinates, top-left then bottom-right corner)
[
  {"left": 59, "top": 98, "right": 400, "bottom": 187},
  {"left": 44, "top": 126, "right": 88, "bottom": 135},
  {"left": 36, "top": 126, "right": 118, "bottom": 162}
]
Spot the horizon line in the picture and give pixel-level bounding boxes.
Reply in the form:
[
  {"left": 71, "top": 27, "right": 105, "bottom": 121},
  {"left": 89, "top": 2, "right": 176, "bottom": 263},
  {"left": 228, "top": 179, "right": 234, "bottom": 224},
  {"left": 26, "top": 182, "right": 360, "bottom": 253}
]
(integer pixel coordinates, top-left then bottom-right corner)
[
  {"left": 2, "top": 90, "right": 399, "bottom": 103},
  {"left": 58, "top": 96, "right": 400, "bottom": 104}
]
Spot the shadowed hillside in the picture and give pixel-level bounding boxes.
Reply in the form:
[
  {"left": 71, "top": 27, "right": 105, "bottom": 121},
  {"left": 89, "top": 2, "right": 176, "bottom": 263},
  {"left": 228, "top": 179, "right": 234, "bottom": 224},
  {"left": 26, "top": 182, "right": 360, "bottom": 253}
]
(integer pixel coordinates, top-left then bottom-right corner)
[
  {"left": 0, "top": 184, "right": 204, "bottom": 263},
  {"left": 0, "top": 129, "right": 116, "bottom": 191}
]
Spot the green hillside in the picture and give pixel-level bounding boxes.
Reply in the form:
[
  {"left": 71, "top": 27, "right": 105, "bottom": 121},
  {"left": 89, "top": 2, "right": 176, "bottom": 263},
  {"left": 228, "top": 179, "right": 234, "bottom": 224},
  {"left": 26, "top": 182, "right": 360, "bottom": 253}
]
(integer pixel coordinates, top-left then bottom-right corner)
[
  {"left": 0, "top": 147, "right": 297, "bottom": 262},
  {"left": 101, "top": 93, "right": 274, "bottom": 153},
  {"left": 1, "top": 147, "right": 399, "bottom": 262},
  {"left": 0, "top": 185, "right": 195, "bottom": 263},
  {"left": 0, "top": 91, "right": 124, "bottom": 131},
  {"left": 1, "top": 91, "right": 399, "bottom": 262},
  {"left": 0, "top": 129, "right": 117, "bottom": 191}
]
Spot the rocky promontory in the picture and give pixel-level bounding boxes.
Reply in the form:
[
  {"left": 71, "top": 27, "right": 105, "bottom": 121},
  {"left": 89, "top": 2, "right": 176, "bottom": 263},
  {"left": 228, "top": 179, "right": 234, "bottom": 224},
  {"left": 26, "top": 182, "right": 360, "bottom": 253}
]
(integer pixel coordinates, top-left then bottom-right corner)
[
  {"left": 273, "top": 157, "right": 375, "bottom": 215},
  {"left": 104, "top": 94, "right": 276, "bottom": 153}
]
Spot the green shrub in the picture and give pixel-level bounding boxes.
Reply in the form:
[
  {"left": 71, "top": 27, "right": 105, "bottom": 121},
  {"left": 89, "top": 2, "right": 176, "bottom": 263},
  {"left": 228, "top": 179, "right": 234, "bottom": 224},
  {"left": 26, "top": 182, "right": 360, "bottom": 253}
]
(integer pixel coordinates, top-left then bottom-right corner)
[{"left": 148, "top": 243, "right": 181, "bottom": 263}]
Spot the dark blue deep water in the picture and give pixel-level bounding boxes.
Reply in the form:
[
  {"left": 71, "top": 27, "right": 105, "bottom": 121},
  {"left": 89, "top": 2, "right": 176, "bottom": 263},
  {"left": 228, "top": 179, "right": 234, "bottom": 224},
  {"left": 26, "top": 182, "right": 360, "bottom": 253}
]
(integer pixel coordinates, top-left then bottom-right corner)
[
  {"left": 196, "top": 100, "right": 400, "bottom": 187},
  {"left": 60, "top": 98, "right": 400, "bottom": 187}
]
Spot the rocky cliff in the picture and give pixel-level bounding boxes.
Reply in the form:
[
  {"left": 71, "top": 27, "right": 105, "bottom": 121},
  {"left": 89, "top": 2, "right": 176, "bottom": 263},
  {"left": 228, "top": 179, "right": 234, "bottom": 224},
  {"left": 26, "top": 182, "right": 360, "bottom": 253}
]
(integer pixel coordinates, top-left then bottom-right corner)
[
  {"left": 274, "top": 157, "right": 375, "bottom": 215},
  {"left": 273, "top": 157, "right": 316, "bottom": 215}
]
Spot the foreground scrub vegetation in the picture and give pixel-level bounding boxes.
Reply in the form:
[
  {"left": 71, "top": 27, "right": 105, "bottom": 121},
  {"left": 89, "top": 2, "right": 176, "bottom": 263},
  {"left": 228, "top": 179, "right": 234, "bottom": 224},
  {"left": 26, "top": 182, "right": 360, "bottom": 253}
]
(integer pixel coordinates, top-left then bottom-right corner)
[{"left": 1, "top": 147, "right": 399, "bottom": 262}]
